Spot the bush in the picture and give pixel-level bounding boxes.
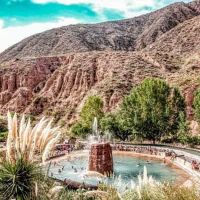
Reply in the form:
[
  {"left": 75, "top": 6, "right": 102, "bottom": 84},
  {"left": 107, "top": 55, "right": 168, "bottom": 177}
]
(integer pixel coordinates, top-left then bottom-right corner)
[
  {"left": 194, "top": 89, "right": 200, "bottom": 121},
  {"left": 71, "top": 122, "right": 91, "bottom": 138},
  {"left": 176, "top": 133, "right": 189, "bottom": 145},
  {"left": 0, "top": 116, "right": 7, "bottom": 133},
  {"left": 187, "top": 135, "right": 200, "bottom": 146},
  {"left": 0, "top": 131, "right": 7, "bottom": 142},
  {"left": 0, "top": 158, "right": 44, "bottom": 200}
]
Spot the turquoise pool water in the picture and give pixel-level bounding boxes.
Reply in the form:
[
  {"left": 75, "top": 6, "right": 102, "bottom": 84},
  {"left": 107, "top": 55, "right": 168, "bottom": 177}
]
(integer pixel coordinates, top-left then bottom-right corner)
[{"left": 47, "top": 154, "right": 177, "bottom": 191}]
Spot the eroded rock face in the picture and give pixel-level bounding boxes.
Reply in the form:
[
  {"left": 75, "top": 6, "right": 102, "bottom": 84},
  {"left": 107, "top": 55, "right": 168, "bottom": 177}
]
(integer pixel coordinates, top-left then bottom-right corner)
[
  {"left": 88, "top": 143, "right": 113, "bottom": 176},
  {"left": 24, "top": 51, "right": 163, "bottom": 124},
  {"left": 0, "top": 57, "right": 63, "bottom": 113},
  {"left": 183, "top": 84, "right": 199, "bottom": 120}
]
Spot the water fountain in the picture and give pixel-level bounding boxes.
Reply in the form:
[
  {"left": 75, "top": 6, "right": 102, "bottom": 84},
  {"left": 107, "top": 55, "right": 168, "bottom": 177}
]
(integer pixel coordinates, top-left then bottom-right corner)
[
  {"left": 88, "top": 142, "right": 113, "bottom": 176},
  {"left": 47, "top": 117, "right": 179, "bottom": 192},
  {"left": 88, "top": 117, "right": 113, "bottom": 176}
]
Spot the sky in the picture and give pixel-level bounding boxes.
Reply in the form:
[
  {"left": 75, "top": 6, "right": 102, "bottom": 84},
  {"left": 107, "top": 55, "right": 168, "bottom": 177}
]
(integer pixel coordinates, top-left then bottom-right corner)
[{"left": 0, "top": 0, "right": 191, "bottom": 53}]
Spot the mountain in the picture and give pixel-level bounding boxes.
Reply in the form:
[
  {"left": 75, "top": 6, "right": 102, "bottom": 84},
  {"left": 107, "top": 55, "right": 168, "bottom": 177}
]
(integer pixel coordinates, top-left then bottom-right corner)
[
  {"left": 0, "top": 0, "right": 200, "bottom": 127},
  {"left": 0, "top": 1, "right": 199, "bottom": 63}
]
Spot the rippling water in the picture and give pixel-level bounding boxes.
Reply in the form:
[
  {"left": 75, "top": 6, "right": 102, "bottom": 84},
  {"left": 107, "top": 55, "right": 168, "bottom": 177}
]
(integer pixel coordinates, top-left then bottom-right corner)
[{"left": 46, "top": 153, "right": 177, "bottom": 191}]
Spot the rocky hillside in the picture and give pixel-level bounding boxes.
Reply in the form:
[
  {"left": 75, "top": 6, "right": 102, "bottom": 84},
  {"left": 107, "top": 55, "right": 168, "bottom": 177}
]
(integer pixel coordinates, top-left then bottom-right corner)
[{"left": 0, "top": 0, "right": 200, "bottom": 127}]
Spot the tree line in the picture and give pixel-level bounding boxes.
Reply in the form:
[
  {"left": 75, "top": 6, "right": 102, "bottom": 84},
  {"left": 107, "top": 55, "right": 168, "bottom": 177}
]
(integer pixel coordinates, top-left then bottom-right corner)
[{"left": 71, "top": 78, "right": 200, "bottom": 144}]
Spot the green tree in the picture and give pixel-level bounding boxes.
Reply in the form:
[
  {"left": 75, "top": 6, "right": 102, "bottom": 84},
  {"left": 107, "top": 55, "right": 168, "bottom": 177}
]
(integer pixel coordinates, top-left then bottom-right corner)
[
  {"left": 80, "top": 95, "right": 104, "bottom": 127},
  {"left": 100, "top": 113, "right": 132, "bottom": 141},
  {"left": 71, "top": 122, "right": 90, "bottom": 138},
  {"left": 71, "top": 96, "right": 104, "bottom": 138},
  {"left": 121, "top": 78, "right": 186, "bottom": 143},
  {"left": 176, "top": 112, "right": 189, "bottom": 141},
  {"left": 193, "top": 89, "right": 200, "bottom": 122}
]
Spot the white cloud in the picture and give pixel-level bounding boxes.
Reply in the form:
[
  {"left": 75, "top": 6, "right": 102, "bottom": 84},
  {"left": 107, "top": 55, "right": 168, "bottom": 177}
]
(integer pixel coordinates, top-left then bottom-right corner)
[
  {"left": 0, "top": 19, "right": 4, "bottom": 29},
  {"left": 0, "top": 17, "right": 79, "bottom": 53},
  {"left": 32, "top": 0, "right": 192, "bottom": 18},
  {"left": 32, "top": 0, "right": 163, "bottom": 17},
  {"left": 32, "top": 0, "right": 157, "bottom": 9}
]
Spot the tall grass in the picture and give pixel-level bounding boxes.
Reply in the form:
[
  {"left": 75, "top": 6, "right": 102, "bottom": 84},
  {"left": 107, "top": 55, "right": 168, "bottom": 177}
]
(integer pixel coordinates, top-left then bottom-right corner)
[
  {"left": 0, "top": 112, "right": 61, "bottom": 200},
  {"left": 6, "top": 112, "right": 61, "bottom": 163},
  {"left": 123, "top": 183, "right": 200, "bottom": 200}
]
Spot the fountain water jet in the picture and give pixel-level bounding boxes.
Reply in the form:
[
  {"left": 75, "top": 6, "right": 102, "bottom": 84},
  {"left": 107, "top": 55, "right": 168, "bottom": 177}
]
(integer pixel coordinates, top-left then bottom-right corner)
[{"left": 88, "top": 117, "right": 113, "bottom": 176}]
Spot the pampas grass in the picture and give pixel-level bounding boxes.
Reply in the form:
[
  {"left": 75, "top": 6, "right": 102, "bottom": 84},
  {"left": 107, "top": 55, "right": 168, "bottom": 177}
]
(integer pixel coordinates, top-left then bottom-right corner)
[{"left": 6, "top": 112, "right": 61, "bottom": 164}]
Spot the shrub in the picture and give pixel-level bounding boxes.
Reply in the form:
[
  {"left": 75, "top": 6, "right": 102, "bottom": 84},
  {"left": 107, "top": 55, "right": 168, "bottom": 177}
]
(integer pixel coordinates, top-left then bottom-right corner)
[
  {"left": 187, "top": 135, "right": 200, "bottom": 147},
  {"left": 5, "top": 112, "right": 61, "bottom": 163},
  {"left": 71, "top": 122, "right": 91, "bottom": 138},
  {"left": 0, "top": 158, "right": 43, "bottom": 200},
  {"left": 194, "top": 89, "right": 200, "bottom": 121},
  {"left": 0, "top": 116, "right": 7, "bottom": 132},
  {"left": 0, "top": 131, "right": 7, "bottom": 142},
  {"left": 0, "top": 112, "right": 63, "bottom": 199}
]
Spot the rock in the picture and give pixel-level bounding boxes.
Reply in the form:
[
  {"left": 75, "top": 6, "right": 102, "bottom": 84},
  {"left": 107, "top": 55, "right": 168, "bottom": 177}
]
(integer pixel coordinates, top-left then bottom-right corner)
[
  {"left": 48, "top": 186, "right": 64, "bottom": 199},
  {"left": 189, "top": 120, "right": 200, "bottom": 135},
  {"left": 84, "top": 190, "right": 109, "bottom": 199}
]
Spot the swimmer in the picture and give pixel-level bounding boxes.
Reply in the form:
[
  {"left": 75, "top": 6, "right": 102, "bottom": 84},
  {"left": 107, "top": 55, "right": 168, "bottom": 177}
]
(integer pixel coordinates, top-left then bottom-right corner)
[
  {"left": 137, "top": 163, "right": 141, "bottom": 167},
  {"left": 58, "top": 169, "right": 62, "bottom": 173}
]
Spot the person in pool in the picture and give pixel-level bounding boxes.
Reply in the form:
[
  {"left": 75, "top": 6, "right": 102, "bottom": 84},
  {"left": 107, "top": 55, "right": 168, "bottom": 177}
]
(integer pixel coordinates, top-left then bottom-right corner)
[
  {"left": 146, "top": 160, "right": 151, "bottom": 164},
  {"left": 74, "top": 168, "right": 77, "bottom": 173},
  {"left": 137, "top": 163, "right": 141, "bottom": 167}
]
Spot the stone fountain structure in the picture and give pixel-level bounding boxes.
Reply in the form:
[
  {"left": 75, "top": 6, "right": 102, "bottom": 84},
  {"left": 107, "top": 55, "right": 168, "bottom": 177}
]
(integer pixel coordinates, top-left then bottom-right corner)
[
  {"left": 88, "top": 118, "right": 113, "bottom": 176},
  {"left": 88, "top": 142, "right": 113, "bottom": 176}
]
